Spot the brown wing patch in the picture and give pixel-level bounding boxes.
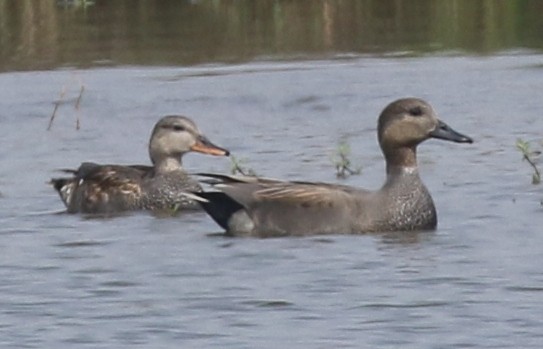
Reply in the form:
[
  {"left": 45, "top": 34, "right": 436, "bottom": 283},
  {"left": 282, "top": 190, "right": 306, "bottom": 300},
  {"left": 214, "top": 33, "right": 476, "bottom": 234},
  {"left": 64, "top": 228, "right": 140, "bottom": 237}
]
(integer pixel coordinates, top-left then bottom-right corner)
[
  {"left": 80, "top": 166, "right": 144, "bottom": 207},
  {"left": 254, "top": 183, "right": 349, "bottom": 205}
]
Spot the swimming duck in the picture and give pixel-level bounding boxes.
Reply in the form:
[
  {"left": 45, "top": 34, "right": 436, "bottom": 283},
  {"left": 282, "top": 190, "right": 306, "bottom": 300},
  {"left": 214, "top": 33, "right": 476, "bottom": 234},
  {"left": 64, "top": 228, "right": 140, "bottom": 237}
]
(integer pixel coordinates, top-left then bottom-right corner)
[
  {"left": 192, "top": 98, "right": 473, "bottom": 237},
  {"left": 51, "top": 115, "right": 229, "bottom": 213}
]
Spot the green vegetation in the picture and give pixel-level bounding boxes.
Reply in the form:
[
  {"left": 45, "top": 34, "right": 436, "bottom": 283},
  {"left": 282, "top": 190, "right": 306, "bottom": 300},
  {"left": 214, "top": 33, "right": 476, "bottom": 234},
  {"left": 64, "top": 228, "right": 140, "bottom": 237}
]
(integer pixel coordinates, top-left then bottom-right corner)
[
  {"left": 331, "top": 140, "right": 362, "bottom": 179},
  {"left": 56, "top": 0, "right": 95, "bottom": 8},
  {"left": 1, "top": 0, "right": 543, "bottom": 72},
  {"left": 516, "top": 138, "right": 541, "bottom": 185},
  {"left": 230, "top": 155, "right": 257, "bottom": 177}
]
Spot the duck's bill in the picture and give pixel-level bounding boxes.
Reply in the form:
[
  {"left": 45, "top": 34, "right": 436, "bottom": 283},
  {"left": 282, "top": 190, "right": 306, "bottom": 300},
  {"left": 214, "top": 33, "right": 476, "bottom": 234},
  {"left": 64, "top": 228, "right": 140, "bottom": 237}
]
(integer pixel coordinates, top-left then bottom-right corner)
[
  {"left": 191, "top": 136, "right": 230, "bottom": 156},
  {"left": 430, "top": 120, "right": 473, "bottom": 143}
]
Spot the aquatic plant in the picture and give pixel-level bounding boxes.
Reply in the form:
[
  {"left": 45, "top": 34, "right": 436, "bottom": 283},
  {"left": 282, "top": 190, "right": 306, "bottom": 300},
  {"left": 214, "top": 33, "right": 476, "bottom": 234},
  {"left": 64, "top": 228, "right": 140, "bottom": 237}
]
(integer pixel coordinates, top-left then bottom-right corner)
[
  {"left": 516, "top": 138, "right": 541, "bottom": 185},
  {"left": 230, "top": 155, "right": 257, "bottom": 177},
  {"left": 332, "top": 139, "right": 362, "bottom": 179},
  {"left": 47, "top": 75, "right": 85, "bottom": 131}
]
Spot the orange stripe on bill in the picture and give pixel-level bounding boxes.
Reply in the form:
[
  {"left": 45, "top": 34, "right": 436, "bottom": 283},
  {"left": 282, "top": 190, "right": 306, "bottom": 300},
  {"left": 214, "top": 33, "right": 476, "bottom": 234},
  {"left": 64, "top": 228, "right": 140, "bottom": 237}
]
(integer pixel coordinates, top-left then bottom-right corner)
[{"left": 191, "top": 136, "right": 230, "bottom": 156}]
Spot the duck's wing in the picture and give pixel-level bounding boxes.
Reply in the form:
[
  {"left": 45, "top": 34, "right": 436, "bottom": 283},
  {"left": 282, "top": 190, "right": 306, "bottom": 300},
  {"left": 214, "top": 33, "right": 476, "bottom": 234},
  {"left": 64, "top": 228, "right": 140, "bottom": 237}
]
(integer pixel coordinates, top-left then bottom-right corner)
[
  {"left": 75, "top": 162, "right": 151, "bottom": 182},
  {"left": 198, "top": 172, "right": 364, "bottom": 200},
  {"left": 195, "top": 173, "right": 370, "bottom": 236},
  {"left": 50, "top": 162, "right": 151, "bottom": 213},
  {"left": 195, "top": 172, "right": 281, "bottom": 185}
]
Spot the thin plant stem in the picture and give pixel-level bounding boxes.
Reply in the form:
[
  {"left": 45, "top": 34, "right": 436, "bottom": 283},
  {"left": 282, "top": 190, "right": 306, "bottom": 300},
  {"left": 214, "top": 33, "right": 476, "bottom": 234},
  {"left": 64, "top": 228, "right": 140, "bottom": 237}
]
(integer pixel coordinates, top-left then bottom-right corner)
[
  {"left": 47, "top": 85, "right": 67, "bottom": 130},
  {"left": 75, "top": 84, "right": 85, "bottom": 130}
]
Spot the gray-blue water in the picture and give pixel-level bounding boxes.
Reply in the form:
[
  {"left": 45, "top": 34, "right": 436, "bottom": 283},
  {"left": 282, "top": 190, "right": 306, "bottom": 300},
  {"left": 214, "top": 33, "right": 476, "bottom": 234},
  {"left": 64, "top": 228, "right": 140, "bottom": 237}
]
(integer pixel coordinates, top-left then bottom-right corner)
[{"left": 1, "top": 54, "right": 543, "bottom": 348}]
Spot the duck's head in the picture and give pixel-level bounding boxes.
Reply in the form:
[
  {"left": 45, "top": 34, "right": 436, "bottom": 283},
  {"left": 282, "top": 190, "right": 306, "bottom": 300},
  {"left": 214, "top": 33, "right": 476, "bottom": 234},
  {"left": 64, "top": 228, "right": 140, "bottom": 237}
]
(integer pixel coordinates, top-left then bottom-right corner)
[
  {"left": 149, "top": 115, "right": 229, "bottom": 167},
  {"left": 377, "top": 98, "right": 472, "bottom": 168}
]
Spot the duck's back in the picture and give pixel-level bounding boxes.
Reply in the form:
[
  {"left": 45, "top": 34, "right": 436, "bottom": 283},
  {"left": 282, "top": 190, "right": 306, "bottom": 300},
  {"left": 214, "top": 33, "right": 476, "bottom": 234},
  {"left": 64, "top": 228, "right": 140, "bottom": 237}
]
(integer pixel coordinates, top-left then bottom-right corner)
[
  {"left": 53, "top": 163, "right": 148, "bottom": 213},
  {"left": 52, "top": 163, "right": 202, "bottom": 213}
]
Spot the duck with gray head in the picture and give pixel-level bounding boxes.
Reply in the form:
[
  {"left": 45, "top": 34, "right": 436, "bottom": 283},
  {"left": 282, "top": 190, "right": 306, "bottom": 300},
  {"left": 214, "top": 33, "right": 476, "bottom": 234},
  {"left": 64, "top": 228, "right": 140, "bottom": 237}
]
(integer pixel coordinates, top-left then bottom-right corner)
[
  {"left": 192, "top": 98, "right": 473, "bottom": 237},
  {"left": 51, "top": 115, "right": 229, "bottom": 214}
]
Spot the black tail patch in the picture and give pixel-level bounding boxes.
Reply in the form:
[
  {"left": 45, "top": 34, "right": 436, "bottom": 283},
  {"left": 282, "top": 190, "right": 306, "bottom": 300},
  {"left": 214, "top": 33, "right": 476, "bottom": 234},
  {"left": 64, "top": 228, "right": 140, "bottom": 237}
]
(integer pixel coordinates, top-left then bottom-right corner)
[
  {"left": 50, "top": 178, "right": 70, "bottom": 192},
  {"left": 195, "top": 192, "right": 245, "bottom": 231}
]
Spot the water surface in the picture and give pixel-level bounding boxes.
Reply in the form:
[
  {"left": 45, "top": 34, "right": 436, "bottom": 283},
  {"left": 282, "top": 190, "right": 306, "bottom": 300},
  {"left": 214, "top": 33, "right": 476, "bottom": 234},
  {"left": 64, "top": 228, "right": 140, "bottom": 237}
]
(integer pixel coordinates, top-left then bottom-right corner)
[{"left": 1, "top": 1, "right": 543, "bottom": 348}]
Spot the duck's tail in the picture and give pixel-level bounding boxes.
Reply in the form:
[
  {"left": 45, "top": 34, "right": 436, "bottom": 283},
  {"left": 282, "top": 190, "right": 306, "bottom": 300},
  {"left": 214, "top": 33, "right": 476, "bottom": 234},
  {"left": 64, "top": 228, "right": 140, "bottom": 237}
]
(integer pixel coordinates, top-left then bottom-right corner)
[{"left": 49, "top": 177, "right": 76, "bottom": 209}]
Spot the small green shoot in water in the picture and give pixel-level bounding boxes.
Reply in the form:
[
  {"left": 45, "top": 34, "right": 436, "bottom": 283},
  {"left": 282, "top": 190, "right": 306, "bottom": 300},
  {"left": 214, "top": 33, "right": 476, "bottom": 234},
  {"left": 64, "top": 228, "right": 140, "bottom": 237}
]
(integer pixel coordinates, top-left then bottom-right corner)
[
  {"left": 230, "top": 155, "right": 257, "bottom": 177},
  {"left": 516, "top": 138, "right": 541, "bottom": 185},
  {"left": 332, "top": 140, "right": 362, "bottom": 179}
]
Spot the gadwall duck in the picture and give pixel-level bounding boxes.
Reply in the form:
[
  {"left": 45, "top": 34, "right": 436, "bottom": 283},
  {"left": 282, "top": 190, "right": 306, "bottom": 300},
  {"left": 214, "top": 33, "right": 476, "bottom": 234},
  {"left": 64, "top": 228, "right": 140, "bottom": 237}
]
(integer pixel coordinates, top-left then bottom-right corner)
[
  {"left": 51, "top": 115, "right": 229, "bottom": 213},
  {"left": 191, "top": 98, "right": 473, "bottom": 237}
]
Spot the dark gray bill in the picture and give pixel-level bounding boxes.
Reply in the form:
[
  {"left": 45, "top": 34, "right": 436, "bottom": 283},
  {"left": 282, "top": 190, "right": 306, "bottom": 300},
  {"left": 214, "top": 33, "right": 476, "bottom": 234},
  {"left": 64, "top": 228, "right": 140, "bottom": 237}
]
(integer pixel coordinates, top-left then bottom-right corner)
[{"left": 429, "top": 120, "right": 473, "bottom": 143}]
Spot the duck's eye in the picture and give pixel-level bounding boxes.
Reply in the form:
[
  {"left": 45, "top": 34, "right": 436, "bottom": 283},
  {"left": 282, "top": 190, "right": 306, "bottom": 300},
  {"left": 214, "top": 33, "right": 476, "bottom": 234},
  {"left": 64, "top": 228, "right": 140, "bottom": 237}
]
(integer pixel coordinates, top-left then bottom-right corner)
[
  {"left": 172, "top": 125, "right": 186, "bottom": 132},
  {"left": 409, "top": 106, "right": 423, "bottom": 117}
]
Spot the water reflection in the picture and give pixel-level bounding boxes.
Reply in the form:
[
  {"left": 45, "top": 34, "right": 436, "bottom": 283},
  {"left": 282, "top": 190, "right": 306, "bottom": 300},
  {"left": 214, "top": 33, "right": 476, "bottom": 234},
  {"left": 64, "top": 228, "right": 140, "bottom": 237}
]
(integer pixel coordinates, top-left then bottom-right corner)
[
  {"left": 378, "top": 230, "right": 435, "bottom": 246},
  {"left": 0, "top": 0, "right": 542, "bottom": 71}
]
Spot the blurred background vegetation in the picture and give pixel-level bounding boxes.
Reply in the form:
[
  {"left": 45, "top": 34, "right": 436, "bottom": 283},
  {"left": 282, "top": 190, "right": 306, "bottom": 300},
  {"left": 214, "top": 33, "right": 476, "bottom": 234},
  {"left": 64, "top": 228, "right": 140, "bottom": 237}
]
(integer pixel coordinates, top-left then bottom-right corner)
[{"left": 1, "top": 0, "right": 542, "bottom": 72}]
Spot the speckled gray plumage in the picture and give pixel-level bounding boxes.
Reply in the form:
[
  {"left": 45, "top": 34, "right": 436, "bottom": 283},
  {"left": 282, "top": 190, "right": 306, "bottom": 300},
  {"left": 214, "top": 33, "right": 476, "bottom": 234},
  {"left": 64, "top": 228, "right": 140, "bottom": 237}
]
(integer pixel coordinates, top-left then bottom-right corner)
[
  {"left": 358, "top": 168, "right": 437, "bottom": 232},
  {"left": 140, "top": 171, "right": 203, "bottom": 210}
]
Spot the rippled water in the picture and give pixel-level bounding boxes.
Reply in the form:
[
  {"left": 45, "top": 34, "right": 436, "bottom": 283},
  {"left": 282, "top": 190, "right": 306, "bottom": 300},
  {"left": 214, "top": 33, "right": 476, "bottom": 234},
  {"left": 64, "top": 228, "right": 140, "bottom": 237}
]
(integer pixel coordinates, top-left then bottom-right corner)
[{"left": 1, "top": 54, "right": 543, "bottom": 348}]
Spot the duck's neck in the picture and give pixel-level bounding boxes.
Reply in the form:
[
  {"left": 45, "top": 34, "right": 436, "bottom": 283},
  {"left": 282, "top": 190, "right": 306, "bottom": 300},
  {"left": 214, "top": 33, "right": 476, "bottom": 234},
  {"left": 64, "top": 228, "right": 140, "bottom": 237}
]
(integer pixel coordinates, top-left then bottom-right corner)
[
  {"left": 153, "top": 156, "right": 183, "bottom": 174},
  {"left": 384, "top": 146, "right": 418, "bottom": 176},
  {"left": 386, "top": 165, "right": 419, "bottom": 179}
]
